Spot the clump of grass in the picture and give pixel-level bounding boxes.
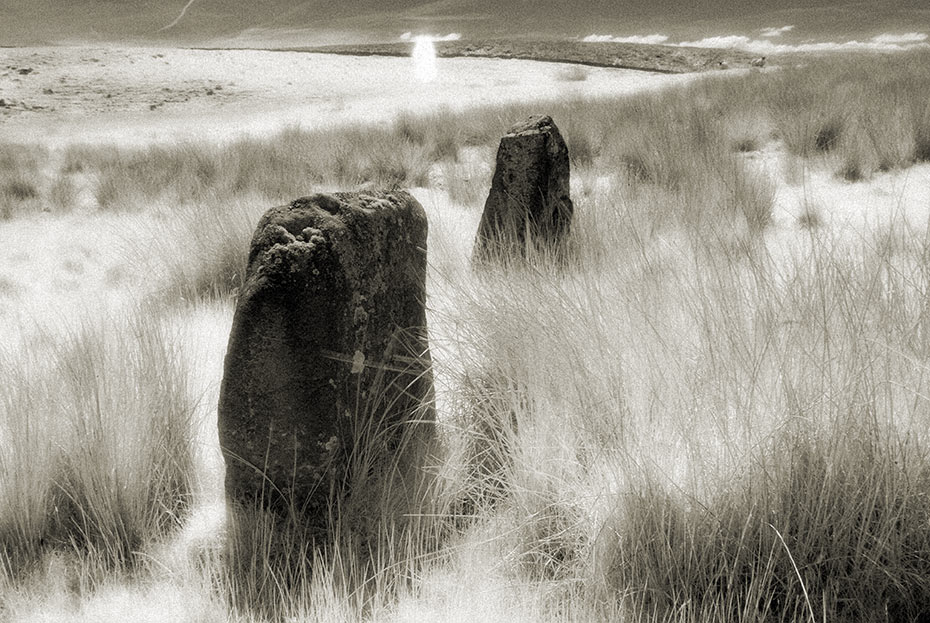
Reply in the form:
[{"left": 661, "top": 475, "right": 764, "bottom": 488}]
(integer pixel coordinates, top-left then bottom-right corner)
[
  {"left": 732, "top": 136, "right": 761, "bottom": 153},
  {"left": 599, "top": 88, "right": 775, "bottom": 234},
  {"left": 0, "top": 276, "right": 19, "bottom": 297},
  {"left": 797, "top": 203, "right": 823, "bottom": 229},
  {"left": 448, "top": 367, "right": 523, "bottom": 519},
  {"left": 813, "top": 116, "right": 844, "bottom": 153},
  {"left": 603, "top": 427, "right": 930, "bottom": 622},
  {"left": 725, "top": 110, "right": 771, "bottom": 154},
  {"left": 60, "top": 144, "right": 110, "bottom": 175},
  {"left": 158, "top": 196, "right": 262, "bottom": 302},
  {"left": 0, "top": 311, "right": 196, "bottom": 578},
  {"left": 441, "top": 155, "right": 493, "bottom": 207},
  {"left": 838, "top": 154, "right": 866, "bottom": 182},
  {"left": 0, "top": 176, "right": 41, "bottom": 220},
  {"left": 3, "top": 178, "right": 39, "bottom": 201},
  {"left": 565, "top": 128, "right": 598, "bottom": 169},
  {"left": 509, "top": 486, "right": 588, "bottom": 584},
  {"left": 88, "top": 124, "right": 439, "bottom": 210},
  {"left": 47, "top": 175, "right": 78, "bottom": 212},
  {"left": 0, "top": 144, "right": 48, "bottom": 219},
  {"left": 394, "top": 108, "right": 462, "bottom": 161},
  {"left": 764, "top": 52, "right": 930, "bottom": 179},
  {"left": 0, "top": 143, "right": 46, "bottom": 171},
  {"left": 914, "top": 102, "right": 930, "bottom": 162}
]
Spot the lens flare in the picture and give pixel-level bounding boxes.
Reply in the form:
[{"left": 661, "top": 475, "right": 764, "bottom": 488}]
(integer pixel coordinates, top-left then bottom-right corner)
[{"left": 412, "top": 36, "right": 438, "bottom": 83}]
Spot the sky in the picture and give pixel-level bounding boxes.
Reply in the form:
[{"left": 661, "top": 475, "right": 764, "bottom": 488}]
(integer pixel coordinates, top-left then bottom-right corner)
[{"left": 0, "top": 0, "right": 928, "bottom": 48}]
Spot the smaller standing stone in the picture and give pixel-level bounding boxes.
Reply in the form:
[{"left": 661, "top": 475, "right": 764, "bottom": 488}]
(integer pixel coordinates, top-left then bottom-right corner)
[{"left": 473, "top": 115, "right": 573, "bottom": 264}]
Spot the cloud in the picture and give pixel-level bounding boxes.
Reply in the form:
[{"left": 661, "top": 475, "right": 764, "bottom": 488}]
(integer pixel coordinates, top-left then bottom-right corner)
[
  {"left": 400, "top": 32, "right": 461, "bottom": 42},
  {"left": 872, "top": 32, "right": 928, "bottom": 44},
  {"left": 760, "top": 25, "right": 794, "bottom": 38},
  {"left": 581, "top": 31, "right": 929, "bottom": 55},
  {"left": 678, "top": 32, "right": 930, "bottom": 55},
  {"left": 582, "top": 34, "right": 670, "bottom": 45}
]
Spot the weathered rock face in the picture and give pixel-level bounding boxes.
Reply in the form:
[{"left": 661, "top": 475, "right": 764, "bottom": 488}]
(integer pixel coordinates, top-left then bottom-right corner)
[
  {"left": 473, "top": 115, "right": 573, "bottom": 263},
  {"left": 218, "top": 190, "right": 435, "bottom": 536}
]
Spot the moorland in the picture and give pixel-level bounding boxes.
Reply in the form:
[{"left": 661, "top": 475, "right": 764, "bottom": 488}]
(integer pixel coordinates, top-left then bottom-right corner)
[{"left": 2, "top": 40, "right": 930, "bottom": 622}]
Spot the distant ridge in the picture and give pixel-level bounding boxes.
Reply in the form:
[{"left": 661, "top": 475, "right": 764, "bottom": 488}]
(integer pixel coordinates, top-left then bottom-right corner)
[{"left": 283, "top": 39, "right": 759, "bottom": 74}]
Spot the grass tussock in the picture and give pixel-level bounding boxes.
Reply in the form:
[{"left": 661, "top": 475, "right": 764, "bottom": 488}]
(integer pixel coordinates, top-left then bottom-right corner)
[
  {"left": 606, "top": 427, "right": 930, "bottom": 622},
  {"left": 764, "top": 52, "right": 930, "bottom": 179},
  {"left": 156, "top": 195, "right": 266, "bottom": 302},
  {"left": 0, "top": 311, "right": 195, "bottom": 579},
  {"left": 0, "top": 143, "right": 87, "bottom": 217},
  {"left": 0, "top": 144, "right": 45, "bottom": 219}
]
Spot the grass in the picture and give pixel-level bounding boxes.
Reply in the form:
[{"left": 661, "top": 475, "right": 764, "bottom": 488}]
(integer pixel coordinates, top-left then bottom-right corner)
[
  {"left": 3, "top": 49, "right": 930, "bottom": 622},
  {"left": 0, "top": 309, "right": 196, "bottom": 580},
  {"left": 0, "top": 52, "right": 926, "bottom": 223},
  {"left": 0, "top": 143, "right": 85, "bottom": 217},
  {"left": 0, "top": 144, "right": 45, "bottom": 219},
  {"left": 763, "top": 52, "right": 930, "bottom": 179}
]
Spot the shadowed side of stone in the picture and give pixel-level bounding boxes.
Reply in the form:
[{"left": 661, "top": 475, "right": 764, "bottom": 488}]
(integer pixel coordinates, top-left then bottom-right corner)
[
  {"left": 473, "top": 114, "right": 573, "bottom": 264},
  {"left": 217, "top": 190, "right": 434, "bottom": 542}
]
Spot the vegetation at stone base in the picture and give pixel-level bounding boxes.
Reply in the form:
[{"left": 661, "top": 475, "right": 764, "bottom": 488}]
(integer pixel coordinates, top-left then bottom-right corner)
[{"left": 4, "top": 50, "right": 930, "bottom": 622}]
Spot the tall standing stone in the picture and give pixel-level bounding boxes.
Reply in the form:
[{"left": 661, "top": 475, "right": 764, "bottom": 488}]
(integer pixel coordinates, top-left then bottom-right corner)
[
  {"left": 218, "top": 190, "right": 435, "bottom": 540},
  {"left": 473, "top": 115, "right": 573, "bottom": 263}
]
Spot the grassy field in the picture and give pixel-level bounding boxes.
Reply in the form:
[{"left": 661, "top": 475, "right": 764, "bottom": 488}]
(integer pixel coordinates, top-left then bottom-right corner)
[{"left": 2, "top": 50, "right": 930, "bottom": 622}]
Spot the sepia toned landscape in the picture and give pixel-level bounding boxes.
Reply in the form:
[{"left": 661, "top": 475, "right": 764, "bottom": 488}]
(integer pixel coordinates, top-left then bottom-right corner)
[{"left": 3, "top": 3, "right": 930, "bottom": 621}]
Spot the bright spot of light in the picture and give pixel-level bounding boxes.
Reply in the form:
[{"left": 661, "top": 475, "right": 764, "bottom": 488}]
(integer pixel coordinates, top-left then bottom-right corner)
[{"left": 412, "top": 35, "right": 438, "bottom": 83}]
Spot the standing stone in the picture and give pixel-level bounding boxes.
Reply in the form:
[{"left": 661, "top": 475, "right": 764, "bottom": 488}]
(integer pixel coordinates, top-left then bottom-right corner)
[
  {"left": 473, "top": 115, "right": 573, "bottom": 263},
  {"left": 218, "top": 190, "right": 435, "bottom": 540}
]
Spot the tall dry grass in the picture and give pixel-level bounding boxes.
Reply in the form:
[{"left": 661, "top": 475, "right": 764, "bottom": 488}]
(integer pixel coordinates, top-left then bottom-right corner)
[
  {"left": 3, "top": 50, "right": 930, "bottom": 623},
  {"left": 0, "top": 310, "right": 196, "bottom": 580},
  {"left": 419, "top": 187, "right": 930, "bottom": 620}
]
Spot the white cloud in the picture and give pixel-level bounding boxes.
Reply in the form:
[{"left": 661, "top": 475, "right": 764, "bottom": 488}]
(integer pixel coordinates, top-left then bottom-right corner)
[
  {"left": 678, "top": 32, "right": 930, "bottom": 55},
  {"left": 679, "top": 35, "right": 768, "bottom": 51},
  {"left": 582, "top": 34, "right": 670, "bottom": 45},
  {"left": 872, "top": 32, "right": 928, "bottom": 44},
  {"left": 579, "top": 30, "right": 929, "bottom": 55},
  {"left": 760, "top": 25, "right": 794, "bottom": 38},
  {"left": 399, "top": 32, "right": 461, "bottom": 42}
]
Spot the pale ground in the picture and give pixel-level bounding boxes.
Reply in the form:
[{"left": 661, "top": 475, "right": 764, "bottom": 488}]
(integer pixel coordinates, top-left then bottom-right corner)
[
  {"left": 0, "top": 46, "right": 694, "bottom": 146},
  {"left": 3, "top": 46, "right": 930, "bottom": 621}
]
